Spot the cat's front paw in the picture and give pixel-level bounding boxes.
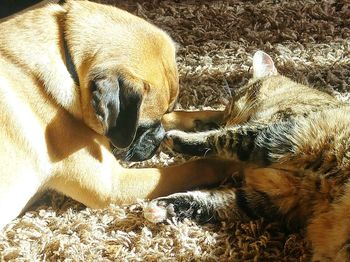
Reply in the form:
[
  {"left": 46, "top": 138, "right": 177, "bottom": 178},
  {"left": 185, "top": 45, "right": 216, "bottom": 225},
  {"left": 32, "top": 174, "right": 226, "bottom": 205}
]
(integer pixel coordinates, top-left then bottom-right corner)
[
  {"left": 162, "top": 130, "right": 187, "bottom": 149},
  {"left": 163, "top": 130, "right": 214, "bottom": 156},
  {"left": 144, "top": 192, "right": 215, "bottom": 224}
]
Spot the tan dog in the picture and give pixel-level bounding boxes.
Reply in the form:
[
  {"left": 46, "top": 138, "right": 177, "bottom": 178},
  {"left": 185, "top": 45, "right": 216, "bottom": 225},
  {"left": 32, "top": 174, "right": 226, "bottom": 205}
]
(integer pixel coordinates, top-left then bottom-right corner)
[{"left": 0, "top": 0, "right": 231, "bottom": 230}]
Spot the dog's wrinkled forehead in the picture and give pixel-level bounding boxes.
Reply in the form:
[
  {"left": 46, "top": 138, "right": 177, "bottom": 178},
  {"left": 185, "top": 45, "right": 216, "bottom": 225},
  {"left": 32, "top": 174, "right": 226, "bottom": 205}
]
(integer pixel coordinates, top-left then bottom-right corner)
[
  {"left": 63, "top": 0, "right": 179, "bottom": 150},
  {"left": 66, "top": 1, "right": 179, "bottom": 103},
  {"left": 64, "top": 0, "right": 178, "bottom": 78}
]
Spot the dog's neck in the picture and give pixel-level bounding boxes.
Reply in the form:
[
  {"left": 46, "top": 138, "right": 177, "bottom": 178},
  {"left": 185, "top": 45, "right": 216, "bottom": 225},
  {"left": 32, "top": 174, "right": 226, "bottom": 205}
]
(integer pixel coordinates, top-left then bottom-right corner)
[
  {"left": 0, "top": 4, "right": 83, "bottom": 120},
  {"left": 62, "top": 33, "right": 79, "bottom": 87}
]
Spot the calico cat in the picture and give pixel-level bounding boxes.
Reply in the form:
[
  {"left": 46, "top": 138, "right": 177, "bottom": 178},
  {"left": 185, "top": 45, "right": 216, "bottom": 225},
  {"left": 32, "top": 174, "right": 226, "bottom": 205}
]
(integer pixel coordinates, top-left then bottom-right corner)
[{"left": 144, "top": 51, "right": 350, "bottom": 261}]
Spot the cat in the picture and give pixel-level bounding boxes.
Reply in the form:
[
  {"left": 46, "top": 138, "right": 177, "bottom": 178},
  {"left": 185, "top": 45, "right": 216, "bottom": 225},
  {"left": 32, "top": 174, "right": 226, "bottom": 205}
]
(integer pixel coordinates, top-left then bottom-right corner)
[{"left": 144, "top": 51, "right": 350, "bottom": 261}]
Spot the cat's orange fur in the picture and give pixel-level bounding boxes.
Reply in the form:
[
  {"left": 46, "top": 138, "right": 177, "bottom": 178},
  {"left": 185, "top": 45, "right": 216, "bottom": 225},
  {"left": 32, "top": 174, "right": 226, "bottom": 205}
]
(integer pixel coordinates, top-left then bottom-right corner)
[{"left": 145, "top": 51, "right": 350, "bottom": 261}]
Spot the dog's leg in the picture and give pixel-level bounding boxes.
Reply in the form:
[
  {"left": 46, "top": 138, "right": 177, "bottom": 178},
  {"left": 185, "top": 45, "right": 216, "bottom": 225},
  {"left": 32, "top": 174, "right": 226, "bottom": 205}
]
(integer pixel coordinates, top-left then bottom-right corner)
[
  {"left": 120, "top": 158, "right": 236, "bottom": 201},
  {"left": 0, "top": 166, "right": 42, "bottom": 230},
  {"left": 48, "top": 152, "right": 236, "bottom": 208},
  {"left": 162, "top": 110, "right": 225, "bottom": 131}
]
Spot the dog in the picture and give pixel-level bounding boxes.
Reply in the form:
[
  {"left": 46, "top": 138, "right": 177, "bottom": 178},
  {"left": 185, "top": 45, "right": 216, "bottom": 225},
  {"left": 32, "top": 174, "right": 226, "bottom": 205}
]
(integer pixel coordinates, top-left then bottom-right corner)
[{"left": 0, "top": 0, "right": 233, "bottom": 230}]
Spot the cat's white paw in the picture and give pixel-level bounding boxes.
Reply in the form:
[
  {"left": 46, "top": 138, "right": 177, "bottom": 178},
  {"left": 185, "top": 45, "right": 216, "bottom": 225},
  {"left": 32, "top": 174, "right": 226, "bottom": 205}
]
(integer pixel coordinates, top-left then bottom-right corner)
[
  {"left": 144, "top": 192, "right": 215, "bottom": 224},
  {"left": 143, "top": 201, "right": 168, "bottom": 223}
]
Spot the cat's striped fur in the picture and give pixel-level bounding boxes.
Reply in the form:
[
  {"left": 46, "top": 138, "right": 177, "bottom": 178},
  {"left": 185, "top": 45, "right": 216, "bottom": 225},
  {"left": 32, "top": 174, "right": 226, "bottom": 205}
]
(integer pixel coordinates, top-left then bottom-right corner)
[{"left": 145, "top": 51, "right": 350, "bottom": 261}]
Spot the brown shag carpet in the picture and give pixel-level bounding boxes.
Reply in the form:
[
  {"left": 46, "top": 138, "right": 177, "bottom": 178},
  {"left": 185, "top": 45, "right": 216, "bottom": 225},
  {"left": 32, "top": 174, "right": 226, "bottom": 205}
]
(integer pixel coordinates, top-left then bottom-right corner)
[{"left": 1, "top": 0, "right": 350, "bottom": 261}]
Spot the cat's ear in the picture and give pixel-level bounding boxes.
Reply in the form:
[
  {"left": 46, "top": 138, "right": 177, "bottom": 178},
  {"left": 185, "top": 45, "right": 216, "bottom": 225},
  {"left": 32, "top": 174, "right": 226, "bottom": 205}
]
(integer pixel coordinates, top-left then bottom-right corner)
[{"left": 252, "top": 51, "right": 278, "bottom": 78}]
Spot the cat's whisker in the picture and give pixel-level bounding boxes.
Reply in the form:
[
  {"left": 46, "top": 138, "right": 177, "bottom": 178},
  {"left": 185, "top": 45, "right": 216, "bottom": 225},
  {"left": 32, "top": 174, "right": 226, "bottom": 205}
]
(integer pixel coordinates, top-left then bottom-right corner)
[
  {"left": 203, "top": 148, "right": 212, "bottom": 157},
  {"left": 222, "top": 77, "right": 233, "bottom": 98}
]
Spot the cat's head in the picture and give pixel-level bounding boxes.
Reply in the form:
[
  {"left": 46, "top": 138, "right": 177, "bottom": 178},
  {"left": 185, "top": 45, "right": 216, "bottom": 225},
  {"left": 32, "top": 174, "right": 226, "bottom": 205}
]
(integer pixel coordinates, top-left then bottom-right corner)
[{"left": 224, "top": 51, "right": 281, "bottom": 124}]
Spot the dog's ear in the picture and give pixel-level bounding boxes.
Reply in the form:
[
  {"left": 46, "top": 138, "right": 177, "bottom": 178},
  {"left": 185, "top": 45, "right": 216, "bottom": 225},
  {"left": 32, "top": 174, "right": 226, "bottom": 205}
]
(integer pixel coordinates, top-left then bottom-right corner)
[{"left": 91, "top": 77, "right": 142, "bottom": 148}]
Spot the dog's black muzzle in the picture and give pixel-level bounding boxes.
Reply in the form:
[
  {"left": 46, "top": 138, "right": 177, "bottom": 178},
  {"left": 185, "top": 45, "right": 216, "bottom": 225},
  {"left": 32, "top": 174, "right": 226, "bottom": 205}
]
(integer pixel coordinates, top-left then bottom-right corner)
[{"left": 111, "top": 122, "right": 165, "bottom": 162}]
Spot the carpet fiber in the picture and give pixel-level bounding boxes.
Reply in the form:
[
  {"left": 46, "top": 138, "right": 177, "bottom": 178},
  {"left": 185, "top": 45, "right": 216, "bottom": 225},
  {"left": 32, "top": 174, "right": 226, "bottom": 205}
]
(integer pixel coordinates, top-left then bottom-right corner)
[{"left": 1, "top": 0, "right": 349, "bottom": 261}]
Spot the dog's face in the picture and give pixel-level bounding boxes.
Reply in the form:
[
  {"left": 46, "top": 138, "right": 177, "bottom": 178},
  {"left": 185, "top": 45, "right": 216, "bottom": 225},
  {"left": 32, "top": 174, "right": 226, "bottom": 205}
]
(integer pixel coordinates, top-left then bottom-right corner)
[{"left": 64, "top": 1, "right": 179, "bottom": 161}]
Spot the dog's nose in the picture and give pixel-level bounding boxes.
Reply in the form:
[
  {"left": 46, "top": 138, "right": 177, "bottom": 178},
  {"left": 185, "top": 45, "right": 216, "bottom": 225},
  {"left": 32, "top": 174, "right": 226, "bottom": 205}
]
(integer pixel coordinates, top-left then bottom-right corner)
[{"left": 118, "top": 122, "right": 166, "bottom": 162}]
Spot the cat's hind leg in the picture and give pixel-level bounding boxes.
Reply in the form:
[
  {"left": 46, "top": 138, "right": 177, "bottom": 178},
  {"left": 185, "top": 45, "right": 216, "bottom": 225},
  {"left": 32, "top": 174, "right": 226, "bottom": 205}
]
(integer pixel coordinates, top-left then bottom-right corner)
[
  {"left": 143, "top": 167, "right": 296, "bottom": 225},
  {"left": 307, "top": 184, "right": 350, "bottom": 262},
  {"left": 144, "top": 187, "right": 244, "bottom": 224}
]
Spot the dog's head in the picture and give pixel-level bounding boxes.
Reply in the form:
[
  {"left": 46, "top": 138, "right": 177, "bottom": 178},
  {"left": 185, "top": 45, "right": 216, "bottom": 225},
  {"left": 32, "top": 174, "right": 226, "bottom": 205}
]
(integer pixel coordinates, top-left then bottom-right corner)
[{"left": 64, "top": 1, "right": 179, "bottom": 161}]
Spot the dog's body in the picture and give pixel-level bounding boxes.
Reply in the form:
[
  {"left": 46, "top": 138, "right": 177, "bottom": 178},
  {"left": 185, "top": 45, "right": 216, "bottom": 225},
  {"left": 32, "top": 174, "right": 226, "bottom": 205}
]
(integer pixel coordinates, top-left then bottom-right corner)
[{"left": 0, "top": 1, "right": 231, "bottom": 230}]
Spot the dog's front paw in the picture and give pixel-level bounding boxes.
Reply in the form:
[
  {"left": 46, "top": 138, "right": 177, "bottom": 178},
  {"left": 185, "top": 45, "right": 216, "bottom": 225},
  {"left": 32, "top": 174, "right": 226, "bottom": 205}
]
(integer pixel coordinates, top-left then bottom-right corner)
[{"left": 144, "top": 192, "right": 215, "bottom": 224}]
